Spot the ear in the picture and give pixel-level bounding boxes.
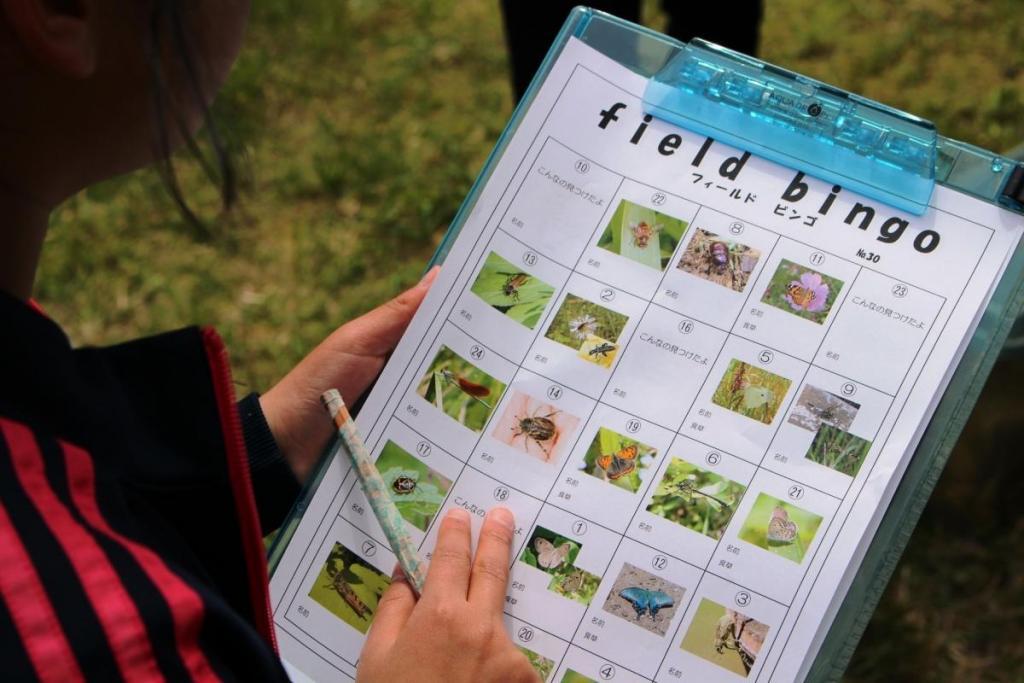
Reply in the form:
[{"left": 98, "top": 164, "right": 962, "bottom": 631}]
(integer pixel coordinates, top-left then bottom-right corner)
[{"left": 0, "top": 0, "right": 95, "bottom": 78}]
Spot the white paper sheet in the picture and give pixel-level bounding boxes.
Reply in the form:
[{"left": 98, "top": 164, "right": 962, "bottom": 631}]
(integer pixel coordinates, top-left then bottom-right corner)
[{"left": 270, "top": 38, "right": 1023, "bottom": 683}]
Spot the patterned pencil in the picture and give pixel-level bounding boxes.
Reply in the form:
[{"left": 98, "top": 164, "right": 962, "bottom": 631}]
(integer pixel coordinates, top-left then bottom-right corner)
[{"left": 320, "top": 389, "right": 428, "bottom": 595}]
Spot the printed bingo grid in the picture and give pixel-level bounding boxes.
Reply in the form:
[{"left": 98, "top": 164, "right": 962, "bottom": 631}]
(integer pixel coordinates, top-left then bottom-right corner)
[{"left": 273, "top": 131, "right": 945, "bottom": 683}]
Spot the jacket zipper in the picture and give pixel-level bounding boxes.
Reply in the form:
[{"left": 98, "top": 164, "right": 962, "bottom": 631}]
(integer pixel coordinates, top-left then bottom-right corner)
[{"left": 200, "top": 327, "right": 278, "bottom": 652}]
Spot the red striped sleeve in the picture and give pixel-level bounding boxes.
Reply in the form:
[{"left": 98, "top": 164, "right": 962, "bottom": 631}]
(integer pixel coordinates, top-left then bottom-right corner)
[
  {"left": 0, "top": 500, "right": 85, "bottom": 683},
  {"left": 61, "top": 439, "right": 220, "bottom": 683},
  {"left": 0, "top": 418, "right": 165, "bottom": 683}
]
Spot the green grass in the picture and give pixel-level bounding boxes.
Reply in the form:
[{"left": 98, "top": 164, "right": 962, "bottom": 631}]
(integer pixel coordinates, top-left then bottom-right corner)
[
  {"left": 34, "top": 0, "right": 1024, "bottom": 680},
  {"left": 805, "top": 424, "right": 873, "bottom": 477}
]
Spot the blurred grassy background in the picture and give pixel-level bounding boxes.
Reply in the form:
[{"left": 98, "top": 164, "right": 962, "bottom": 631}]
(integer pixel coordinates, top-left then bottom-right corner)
[{"left": 35, "top": 1, "right": 1024, "bottom": 681}]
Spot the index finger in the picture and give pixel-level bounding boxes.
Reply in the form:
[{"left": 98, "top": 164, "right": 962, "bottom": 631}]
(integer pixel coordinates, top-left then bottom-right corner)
[
  {"left": 422, "top": 508, "right": 473, "bottom": 603},
  {"left": 468, "top": 507, "right": 515, "bottom": 612}
]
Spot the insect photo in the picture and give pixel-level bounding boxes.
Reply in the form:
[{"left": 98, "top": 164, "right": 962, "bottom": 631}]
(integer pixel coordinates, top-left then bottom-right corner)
[
  {"left": 681, "top": 598, "right": 770, "bottom": 677},
  {"left": 787, "top": 384, "right": 860, "bottom": 433},
  {"left": 375, "top": 441, "right": 453, "bottom": 531},
  {"left": 596, "top": 198, "right": 689, "bottom": 271},
  {"left": 737, "top": 493, "right": 823, "bottom": 563},
  {"left": 469, "top": 251, "right": 556, "bottom": 329},
  {"left": 519, "top": 526, "right": 601, "bottom": 606},
  {"left": 677, "top": 228, "right": 762, "bottom": 293},
  {"left": 601, "top": 562, "right": 685, "bottom": 636},
  {"left": 646, "top": 458, "right": 746, "bottom": 540},
  {"left": 711, "top": 359, "right": 791, "bottom": 424},
  {"left": 492, "top": 391, "right": 580, "bottom": 464},
  {"left": 307, "top": 542, "right": 391, "bottom": 635},
  {"left": 544, "top": 294, "right": 629, "bottom": 369},
  {"left": 416, "top": 345, "right": 507, "bottom": 432},
  {"left": 534, "top": 537, "right": 573, "bottom": 570},
  {"left": 579, "top": 427, "right": 656, "bottom": 493},
  {"left": 761, "top": 259, "right": 844, "bottom": 324},
  {"left": 517, "top": 647, "right": 556, "bottom": 682}
]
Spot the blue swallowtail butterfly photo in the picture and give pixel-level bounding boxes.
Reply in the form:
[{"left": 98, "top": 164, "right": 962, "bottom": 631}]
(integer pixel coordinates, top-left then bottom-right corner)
[{"left": 618, "top": 587, "right": 674, "bottom": 620}]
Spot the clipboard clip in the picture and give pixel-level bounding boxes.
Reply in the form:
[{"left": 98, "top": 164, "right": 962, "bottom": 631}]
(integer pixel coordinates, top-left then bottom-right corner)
[{"left": 643, "top": 39, "right": 1024, "bottom": 216}]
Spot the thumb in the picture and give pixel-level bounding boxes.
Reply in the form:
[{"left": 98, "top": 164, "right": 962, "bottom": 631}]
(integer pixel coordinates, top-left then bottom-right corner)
[{"left": 329, "top": 266, "right": 439, "bottom": 358}]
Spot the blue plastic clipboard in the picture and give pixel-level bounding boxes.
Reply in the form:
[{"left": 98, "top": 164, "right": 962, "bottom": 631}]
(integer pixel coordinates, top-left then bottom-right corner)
[{"left": 269, "top": 8, "right": 1024, "bottom": 681}]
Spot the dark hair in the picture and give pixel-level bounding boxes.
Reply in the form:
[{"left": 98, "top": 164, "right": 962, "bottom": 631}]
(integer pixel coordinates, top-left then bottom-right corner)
[{"left": 146, "top": 1, "right": 237, "bottom": 236}]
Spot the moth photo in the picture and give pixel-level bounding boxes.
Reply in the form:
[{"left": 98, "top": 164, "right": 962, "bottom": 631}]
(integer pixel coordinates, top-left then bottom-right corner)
[
  {"left": 374, "top": 441, "right": 453, "bottom": 531},
  {"left": 491, "top": 390, "right": 580, "bottom": 464},
  {"left": 543, "top": 294, "right": 629, "bottom": 368},
  {"left": 711, "top": 359, "right": 792, "bottom": 425},
  {"left": 601, "top": 562, "right": 686, "bottom": 637},
  {"left": 680, "top": 598, "right": 770, "bottom": 677},
  {"left": 579, "top": 427, "right": 657, "bottom": 493},
  {"left": 645, "top": 458, "right": 746, "bottom": 540},
  {"left": 737, "top": 493, "right": 823, "bottom": 564},
  {"left": 469, "top": 251, "right": 556, "bottom": 329},
  {"left": 677, "top": 228, "right": 761, "bottom": 292},
  {"left": 519, "top": 525, "right": 601, "bottom": 606},
  {"left": 761, "top": 259, "right": 844, "bottom": 324},
  {"left": 787, "top": 384, "right": 860, "bottom": 433},
  {"left": 416, "top": 345, "right": 507, "bottom": 432},
  {"left": 596, "top": 198, "right": 689, "bottom": 271},
  {"left": 307, "top": 542, "right": 390, "bottom": 635}
]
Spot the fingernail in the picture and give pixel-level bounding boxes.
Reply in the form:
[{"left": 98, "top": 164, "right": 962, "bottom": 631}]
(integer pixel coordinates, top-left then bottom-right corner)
[
  {"left": 447, "top": 507, "right": 470, "bottom": 523},
  {"left": 391, "top": 564, "right": 407, "bottom": 581},
  {"left": 418, "top": 265, "right": 440, "bottom": 288},
  {"left": 487, "top": 507, "right": 514, "bottom": 531}
]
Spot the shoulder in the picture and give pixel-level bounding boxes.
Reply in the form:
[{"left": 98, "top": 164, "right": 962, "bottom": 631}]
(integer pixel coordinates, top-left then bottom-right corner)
[{"left": 0, "top": 415, "right": 222, "bottom": 681}]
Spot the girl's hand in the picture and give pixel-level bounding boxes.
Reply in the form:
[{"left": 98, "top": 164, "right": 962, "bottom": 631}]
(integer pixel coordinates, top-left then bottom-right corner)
[
  {"left": 357, "top": 507, "right": 538, "bottom": 683},
  {"left": 260, "top": 267, "right": 439, "bottom": 480}
]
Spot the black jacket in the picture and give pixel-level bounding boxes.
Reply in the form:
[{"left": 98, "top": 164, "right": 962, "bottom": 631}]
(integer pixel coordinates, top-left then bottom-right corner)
[{"left": 0, "top": 292, "right": 299, "bottom": 681}]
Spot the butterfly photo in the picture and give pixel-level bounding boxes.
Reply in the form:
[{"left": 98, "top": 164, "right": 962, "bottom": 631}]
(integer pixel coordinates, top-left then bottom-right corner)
[
  {"left": 534, "top": 537, "right": 573, "bottom": 570},
  {"left": 519, "top": 526, "right": 601, "bottom": 606},
  {"left": 520, "top": 527, "right": 579, "bottom": 574},
  {"left": 601, "top": 562, "right": 685, "bottom": 636},
  {"left": 760, "top": 259, "right": 844, "bottom": 324},
  {"left": 737, "top": 493, "right": 824, "bottom": 563},
  {"left": 580, "top": 427, "right": 656, "bottom": 493},
  {"left": 645, "top": 458, "right": 746, "bottom": 540},
  {"left": 710, "top": 359, "right": 791, "bottom": 425}
]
